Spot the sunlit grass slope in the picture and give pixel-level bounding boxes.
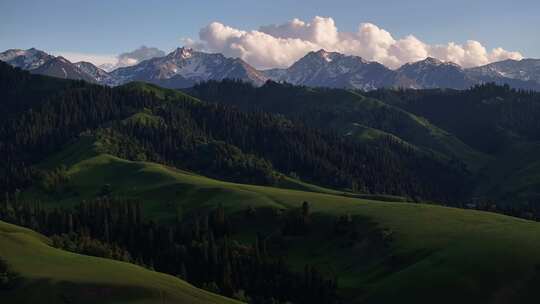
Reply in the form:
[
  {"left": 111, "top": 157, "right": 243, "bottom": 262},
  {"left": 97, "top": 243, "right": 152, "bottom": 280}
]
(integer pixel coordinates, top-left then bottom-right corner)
[
  {"left": 23, "top": 143, "right": 540, "bottom": 303},
  {"left": 0, "top": 220, "right": 241, "bottom": 304}
]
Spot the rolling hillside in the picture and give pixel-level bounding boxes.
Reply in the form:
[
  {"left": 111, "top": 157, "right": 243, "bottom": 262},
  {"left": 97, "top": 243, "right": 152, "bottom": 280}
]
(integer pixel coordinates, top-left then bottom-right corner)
[
  {"left": 3, "top": 60, "right": 540, "bottom": 303},
  {"left": 0, "top": 220, "right": 241, "bottom": 304},
  {"left": 20, "top": 139, "right": 540, "bottom": 304}
]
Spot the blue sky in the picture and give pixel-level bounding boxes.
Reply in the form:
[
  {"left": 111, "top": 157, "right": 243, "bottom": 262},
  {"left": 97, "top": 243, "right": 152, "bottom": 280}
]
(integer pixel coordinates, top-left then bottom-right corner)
[{"left": 1, "top": 0, "right": 539, "bottom": 68}]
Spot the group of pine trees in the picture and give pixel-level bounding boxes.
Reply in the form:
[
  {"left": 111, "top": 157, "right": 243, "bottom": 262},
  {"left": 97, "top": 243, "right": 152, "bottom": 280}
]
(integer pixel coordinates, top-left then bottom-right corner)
[
  {"left": 367, "top": 83, "right": 540, "bottom": 154},
  {"left": 1, "top": 62, "right": 471, "bottom": 204},
  {"left": 0, "top": 196, "right": 340, "bottom": 303},
  {"left": 189, "top": 80, "right": 540, "bottom": 209}
]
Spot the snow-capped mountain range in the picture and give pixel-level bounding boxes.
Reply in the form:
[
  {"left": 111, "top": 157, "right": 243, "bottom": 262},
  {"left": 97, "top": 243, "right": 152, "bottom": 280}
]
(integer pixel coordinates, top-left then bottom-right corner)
[
  {"left": 467, "top": 59, "right": 540, "bottom": 86},
  {"left": 109, "top": 47, "right": 267, "bottom": 87},
  {"left": 0, "top": 48, "right": 54, "bottom": 70},
  {"left": 2, "top": 47, "right": 540, "bottom": 91},
  {"left": 0, "top": 48, "right": 107, "bottom": 84},
  {"left": 263, "top": 49, "right": 408, "bottom": 90},
  {"left": 396, "top": 57, "right": 475, "bottom": 89}
]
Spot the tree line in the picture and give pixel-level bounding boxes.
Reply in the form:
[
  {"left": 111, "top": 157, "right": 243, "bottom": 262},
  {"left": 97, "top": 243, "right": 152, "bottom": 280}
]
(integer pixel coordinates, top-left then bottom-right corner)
[{"left": 0, "top": 196, "right": 340, "bottom": 303}]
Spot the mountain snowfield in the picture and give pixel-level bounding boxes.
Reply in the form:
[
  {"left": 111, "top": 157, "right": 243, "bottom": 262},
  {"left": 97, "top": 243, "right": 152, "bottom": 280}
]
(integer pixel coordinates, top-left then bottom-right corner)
[{"left": 1, "top": 47, "right": 540, "bottom": 91}]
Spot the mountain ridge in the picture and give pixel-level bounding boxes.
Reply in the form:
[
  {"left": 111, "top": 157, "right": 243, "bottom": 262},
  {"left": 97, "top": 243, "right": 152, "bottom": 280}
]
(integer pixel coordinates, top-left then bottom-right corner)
[
  {"left": 109, "top": 47, "right": 268, "bottom": 88},
  {"left": 2, "top": 47, "right": 540, "bottom": 91},
  {"left": 261, "top": 49, "right": 405, "bottom": 90}
]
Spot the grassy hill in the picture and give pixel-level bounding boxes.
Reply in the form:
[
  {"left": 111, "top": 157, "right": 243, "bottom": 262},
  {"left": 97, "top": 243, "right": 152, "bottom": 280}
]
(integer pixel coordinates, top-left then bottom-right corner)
[
  {"left": 0, "top": 220, "right": 240, "bottom": 304},
  {"left": 21, "top": 140, "right": 540, "bottom": 303},
  {"left": 4, "top": 65, "right": 540, "bottom": 303}
]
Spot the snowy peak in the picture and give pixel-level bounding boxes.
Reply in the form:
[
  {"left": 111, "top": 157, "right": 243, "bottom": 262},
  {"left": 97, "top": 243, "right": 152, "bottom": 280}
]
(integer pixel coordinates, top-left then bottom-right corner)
[
  {"left": 75, "top": 61, "right": 116, "bottom": 85},
  {"left": 316, "top": 49, "right": 333, "bottom": 62},
  {"left": 264, "top": 50, "right": 395, "bottom": 90},
  {"left": 421, "top": 57, "right": 443, "bottom": 65},
  {"left": 466, "top": 58, "right": 540, "bottom": 84},
  {"left": 32, "top": 56, "right": 97, "bottom": 83},
  {"left": 168, "top": 47, "right": 194, "bottom": 60},
  {"left": 0, "top": 48, "right": 54, "bottom": 70},
  {"left": 400, "top": 57, "right": 461, "bottom": 70},
  {"left": 109, "top": 47, "right": 268, "bottom": 88},
  {"left": 309, "top": 49, "right": 339, "bottom": 63},
  {"left": 309, "top": 49, "right": 371, "bottom": 65},
  {"left": 297, "top": 49, "right": 353, "bottom": 66},
  {"left": 396, "top": 57, "right": 471, "bottom": 89},
  {"left": 0, "top": 49, "right": 27, "bottom": 61},
  {"left": 0, "top": 48, "right": 113, "bottom": 84}
]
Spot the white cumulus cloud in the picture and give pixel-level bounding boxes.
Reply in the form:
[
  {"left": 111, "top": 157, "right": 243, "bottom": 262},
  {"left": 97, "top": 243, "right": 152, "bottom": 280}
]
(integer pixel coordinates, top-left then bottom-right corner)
[
  {"left": 196, "top": 22, "right": 319, "bottom": 69},
  {"left": 188, "top": 16, "right": 523, "bottom": 69}
]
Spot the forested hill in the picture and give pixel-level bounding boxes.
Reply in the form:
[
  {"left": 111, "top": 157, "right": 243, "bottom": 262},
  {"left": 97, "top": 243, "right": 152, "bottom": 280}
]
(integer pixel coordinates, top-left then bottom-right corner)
[
  {"left": 188, "top": 80, "right": 487, "bottom": 170},
  {"left": 0, "top": 62, "right": 470, "bottom": 203},
  {"left": 367, "top": 85, "right": 540, "bottom": 154},
  {"left": 188, "top": 80, "right": 540, "bottom": 213},
  {"left": 4, "top": 60, "right": 540, "bottom": 304},
  {"left": 366, "top": 85, "right": 540, "bottom": 210}
]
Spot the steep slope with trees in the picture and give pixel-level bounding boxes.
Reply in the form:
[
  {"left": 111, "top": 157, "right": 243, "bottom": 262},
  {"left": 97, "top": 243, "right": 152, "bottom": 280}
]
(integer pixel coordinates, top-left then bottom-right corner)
[
  {"left": 188, "top": 80, "right": 487, "bottom": 170},
  {"left": 0, "top": 62, "right": 470, "bottom": 203},
  {"left": 0, "top": 220, "right": 241, "bottom": 304},
  {"left": 367, "top": 85, "right": 540, "bottom": 207}
]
